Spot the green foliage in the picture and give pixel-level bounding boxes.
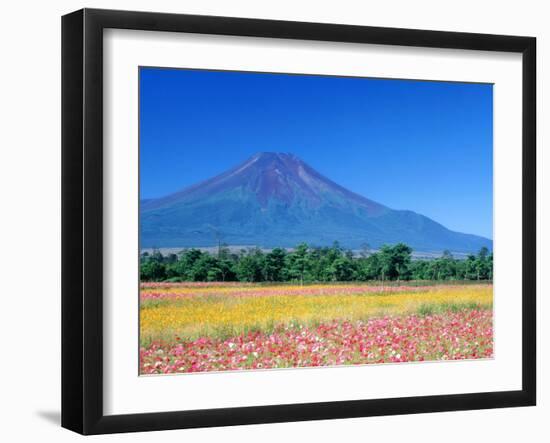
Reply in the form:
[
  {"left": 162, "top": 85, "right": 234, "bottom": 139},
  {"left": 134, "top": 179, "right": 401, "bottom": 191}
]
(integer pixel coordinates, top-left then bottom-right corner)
[
  {"left": 139, "top": 243, "right": 493, "bottom": 283},
  {"left": 378, "top": 243, "right": 412, "bottom": 281},
  {"left": 284, "top": 243, "right": 311, "bottom": 285},
  {"left": 264, "top": 248, "right": 287, "bottom": 282},
  {"left": 236, "top": 248, "right": 265, "bottom": 282}
]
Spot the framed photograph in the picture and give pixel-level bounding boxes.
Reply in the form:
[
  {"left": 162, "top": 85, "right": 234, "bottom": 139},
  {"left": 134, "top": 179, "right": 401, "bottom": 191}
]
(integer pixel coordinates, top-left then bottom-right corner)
[{"left": 62, "top": 8, "right": 536, "bottom": 435}]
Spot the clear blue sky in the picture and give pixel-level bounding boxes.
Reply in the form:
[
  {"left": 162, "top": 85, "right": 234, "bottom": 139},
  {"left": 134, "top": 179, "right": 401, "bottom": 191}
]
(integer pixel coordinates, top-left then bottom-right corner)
[{"left": 140, "top": 67, "right": 493, "bottom": 239}]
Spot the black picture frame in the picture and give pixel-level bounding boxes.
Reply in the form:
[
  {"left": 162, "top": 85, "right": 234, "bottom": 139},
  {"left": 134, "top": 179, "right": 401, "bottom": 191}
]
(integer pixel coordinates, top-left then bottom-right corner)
[{"left": 62, "top": 8, "right": 536, "bottom": 435}]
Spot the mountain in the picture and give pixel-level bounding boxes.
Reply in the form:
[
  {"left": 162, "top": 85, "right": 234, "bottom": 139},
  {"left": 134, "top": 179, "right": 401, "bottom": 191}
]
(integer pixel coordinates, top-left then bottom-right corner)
[{"left": 140, "top": 152, "right": 492, "bottom": 253}]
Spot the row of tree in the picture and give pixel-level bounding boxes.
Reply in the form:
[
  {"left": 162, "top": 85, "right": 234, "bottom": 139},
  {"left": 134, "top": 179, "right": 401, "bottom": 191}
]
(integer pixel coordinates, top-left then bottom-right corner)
[{"left": 140, "top": 242, "right": 493, "bottom": 283}]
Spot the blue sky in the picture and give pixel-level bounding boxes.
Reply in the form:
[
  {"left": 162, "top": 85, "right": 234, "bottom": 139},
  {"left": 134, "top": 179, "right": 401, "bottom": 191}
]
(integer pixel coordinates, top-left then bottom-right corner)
[{"left": 140, "top": 67, "right": 493, "bottom": 239}]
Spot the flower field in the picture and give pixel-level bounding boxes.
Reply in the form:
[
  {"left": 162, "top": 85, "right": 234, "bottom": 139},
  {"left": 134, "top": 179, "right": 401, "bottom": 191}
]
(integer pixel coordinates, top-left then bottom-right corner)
[{"left": 140, "top": 282, "right": 493, "bottom": 374}]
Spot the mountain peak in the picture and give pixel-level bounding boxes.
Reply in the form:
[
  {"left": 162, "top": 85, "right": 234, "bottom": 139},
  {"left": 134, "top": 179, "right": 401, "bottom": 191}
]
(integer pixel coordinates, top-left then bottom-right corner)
[
  {"left": 235, "top": 151, "right": 315, "bottom": 205},
  {"left": 252, "top": 151, "right": 296, "bottom": 160},
  {"left": 247, "top": 152, "right": 303, "bottom": 172},
  {"left": 143, "top": 151, "right": 387, "bottom": 212}
]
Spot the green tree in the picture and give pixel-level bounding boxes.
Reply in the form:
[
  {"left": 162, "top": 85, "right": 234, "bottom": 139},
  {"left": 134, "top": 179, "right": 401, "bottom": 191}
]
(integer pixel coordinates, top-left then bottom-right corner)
[
  {"left": 264, "top": 248, "right": 287, "bottom": 281},
  {"left": 170, "top": 249, "right": 203, "bottom": 280},
  {"left": 464, "top": 254, "right": 478, "bottom": 280},
  {"left": 329, "top": 256, "right": 356, "bottom": 281},
  {"left": 285, "top": 243, "right": 310, "bottom": 285},
  {"left": 437, "top": 250, "right": 456, "bottom": 280},
  {"left": 379, "top": 243, "right": 412, "bottom": 280},
  {"left": 137, "top": 242, "right": 492, "bottom": 284},
  {"left": 409, "top": 259, "right": 429, "bottom": 280},
  {"left": 140, "top": 260, "right": 166, "bottom": 281},
  {"left": 236, "top": 248, "right": 265, "bottom": 282},
  {"left": 476, "top": 248, "right": 492, "bottom": 280},
  {"left": 188, "top": 254, "right": 218, "bottom": 281}
]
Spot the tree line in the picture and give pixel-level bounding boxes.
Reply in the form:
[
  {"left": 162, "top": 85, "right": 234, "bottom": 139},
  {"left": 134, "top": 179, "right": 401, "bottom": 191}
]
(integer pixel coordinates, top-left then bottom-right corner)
[{"left": 140, "top": 242, "right": 493, "bottom": 283}]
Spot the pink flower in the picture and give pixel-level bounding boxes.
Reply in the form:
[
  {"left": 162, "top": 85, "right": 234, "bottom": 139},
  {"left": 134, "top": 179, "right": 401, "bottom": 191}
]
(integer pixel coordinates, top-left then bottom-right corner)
[{"left": 140, "top": 309, "right": 493, "bottom": 374}]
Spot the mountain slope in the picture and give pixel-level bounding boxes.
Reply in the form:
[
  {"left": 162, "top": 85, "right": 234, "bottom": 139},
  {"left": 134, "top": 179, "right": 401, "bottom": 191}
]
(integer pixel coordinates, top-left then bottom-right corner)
[{"left": 140, "top": 152, "right": 492, "bottom": 253}]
